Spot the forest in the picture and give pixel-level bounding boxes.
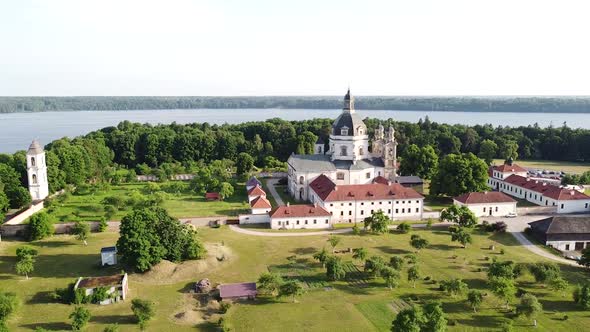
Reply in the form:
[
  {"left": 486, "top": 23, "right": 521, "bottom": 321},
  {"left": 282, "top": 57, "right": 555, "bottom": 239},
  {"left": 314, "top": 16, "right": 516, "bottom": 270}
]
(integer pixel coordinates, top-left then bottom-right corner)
[
  {"left": 1, "top": 116, "right": 590, "bottom": 218},
  {"left": 3, "top": 96, "right": 590, "bottom": 113}
]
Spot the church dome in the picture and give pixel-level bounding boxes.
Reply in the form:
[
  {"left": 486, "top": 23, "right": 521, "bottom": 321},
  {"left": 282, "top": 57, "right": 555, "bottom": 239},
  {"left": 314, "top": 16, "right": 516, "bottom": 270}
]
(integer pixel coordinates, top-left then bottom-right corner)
[
  {"left": 27, "top": 140, "right": 44, "bottom": 154},
  {"left": 332, "top": 89, "right": 367, "bottom": 136},
  {"left": 332, "top": 112, "right": 367, "bottom": 136}
]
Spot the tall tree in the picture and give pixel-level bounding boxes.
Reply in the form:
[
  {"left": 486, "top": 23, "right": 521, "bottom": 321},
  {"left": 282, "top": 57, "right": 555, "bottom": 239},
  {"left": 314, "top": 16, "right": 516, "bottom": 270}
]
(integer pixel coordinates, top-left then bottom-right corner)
[
  {"left": 478, "top": 139, "right": 498, "bottom": 165},
  {"left": 391, "top": 306, "right": 423, "bottom": 332},
  {"left": 236, "top": 152, "right": 255, "bottom": 176},
  {"left": 516, "top": 294, "right": 542, "bottom": 327},
  {"left": 440, "top": 205, "right": 478, "bottom": 228},
  {"left": 325, "top": 256, "right": 346, "bottom": 281},
  {"left": 363, "top": 210, "right": 391, "bottom": 234},
  {"left": 422, "top": 301, "right": 447, "bottom": 332},
  {"left": 27, "top": 212, "right": 54, "bottom": 241},
  {"left": 131, "top": 299, "right": 155, "bottom": 331},
  {"left": 467, "top": 290, "right": 484, "bottom": 312},
  {"left": 69, "top": 306, "right": 91, "bottom": 331},
  {"left": 408, "top": 265, "right": 420, "bottom": 288},
  {"left": 430, "top": 153, "right": 488, "bottom": 197}
]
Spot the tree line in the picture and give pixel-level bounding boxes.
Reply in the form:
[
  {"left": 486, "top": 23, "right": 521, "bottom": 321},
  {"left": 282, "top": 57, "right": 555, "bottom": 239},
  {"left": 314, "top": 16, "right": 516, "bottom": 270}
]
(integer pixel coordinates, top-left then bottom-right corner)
[
  {"left": 2, "top": 116, "right": 590, "bottom": 218},
  {"left": 4, "top": 96, "right": 590, "bottom": 113}
]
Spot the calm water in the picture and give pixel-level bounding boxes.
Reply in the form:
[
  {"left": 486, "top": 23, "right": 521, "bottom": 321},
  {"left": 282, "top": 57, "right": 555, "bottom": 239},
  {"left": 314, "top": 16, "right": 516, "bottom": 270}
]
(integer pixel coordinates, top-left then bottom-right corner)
[{"left": 1, "top": 108, "right": 589, "bottom": 153}]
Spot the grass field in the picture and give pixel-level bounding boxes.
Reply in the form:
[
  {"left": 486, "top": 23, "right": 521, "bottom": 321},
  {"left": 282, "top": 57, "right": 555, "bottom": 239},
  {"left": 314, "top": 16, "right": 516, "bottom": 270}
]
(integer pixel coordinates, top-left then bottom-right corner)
[
  {"left": 492, "top": 159, "right": 590, "bottom": 174},
  {"left": 2, "top": 226, "right": 590, "bottom": 331},
  {"left": 47, "top": 182, "right": 249, "bottom": 222}
]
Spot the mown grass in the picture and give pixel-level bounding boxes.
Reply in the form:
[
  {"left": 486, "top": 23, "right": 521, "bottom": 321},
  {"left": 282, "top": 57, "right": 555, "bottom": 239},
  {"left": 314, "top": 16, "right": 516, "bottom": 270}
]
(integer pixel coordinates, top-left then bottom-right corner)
[
  {"left": 47, "top": 182, "right": 249, "bottom": 222},
  {"left": 1, "top": 226, "right": 590, "bottom": 331},
  {"left": 492, "top": 159, "right": 590, "bottom": 174}
]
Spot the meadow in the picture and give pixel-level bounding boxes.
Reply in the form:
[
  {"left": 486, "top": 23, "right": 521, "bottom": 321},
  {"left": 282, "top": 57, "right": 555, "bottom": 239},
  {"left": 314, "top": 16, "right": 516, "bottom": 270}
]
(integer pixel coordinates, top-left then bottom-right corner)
[
  {"left": 1, "top": 225, "right": 589, "bottom": 331},
  {"left": 45, "top": 182, "right": 249, "bottom": 222}
]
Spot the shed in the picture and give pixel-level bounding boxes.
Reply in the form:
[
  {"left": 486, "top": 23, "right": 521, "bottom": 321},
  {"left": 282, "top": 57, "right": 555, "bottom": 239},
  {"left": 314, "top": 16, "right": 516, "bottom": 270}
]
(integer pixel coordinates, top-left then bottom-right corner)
[
  {"left": 219, "top": 282, "right": 257, "bottom": 301},
  {"left": 205, "top": 192, "right": 220, "bottom": 201},
  {"left": 100, "top": 246, "right": 117, "bottom": 266},
  {"left": 528, "top": 216, "right": 590, "bottom": 251},
  {"left": 74, "top": 273, "right": 128, "bottom": 305}
]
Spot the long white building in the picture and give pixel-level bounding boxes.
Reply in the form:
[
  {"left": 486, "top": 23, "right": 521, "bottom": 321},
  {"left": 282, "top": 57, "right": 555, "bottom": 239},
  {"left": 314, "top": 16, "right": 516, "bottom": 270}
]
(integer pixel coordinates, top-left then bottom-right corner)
[
  {"left": 308, "top": 174, "right": 424, "bottom": 224},
  {"left": 488, "top": 160, "right": 590, "bottom": 214}
]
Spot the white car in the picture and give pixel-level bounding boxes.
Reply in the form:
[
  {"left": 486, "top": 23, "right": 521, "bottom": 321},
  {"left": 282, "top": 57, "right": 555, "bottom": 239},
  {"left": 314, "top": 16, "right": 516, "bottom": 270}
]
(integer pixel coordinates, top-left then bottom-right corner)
[{"left": 506, "top": 212, "right": 518, "bottom": 218}]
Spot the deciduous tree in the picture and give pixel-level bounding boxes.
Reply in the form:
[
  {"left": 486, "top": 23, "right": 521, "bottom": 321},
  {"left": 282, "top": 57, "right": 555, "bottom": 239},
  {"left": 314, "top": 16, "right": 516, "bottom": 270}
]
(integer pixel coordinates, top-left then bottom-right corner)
[
  {"left": 363, "top": 210, "right": 391, "bottom": 234},
  {"left": 408, "top": 265, "right": 420, "bottom": 288},
  {"left": 279, "top": 280, "right": 304, "bottom": 303},
  {"left": 131, "top": 299, "right": 155, "bottom": 331},
  {"left": 69, "top": 306, "right": 91, "bottom": 331},
  {"left": 467, "top": 290, "right": 484, "bottom": 312}
]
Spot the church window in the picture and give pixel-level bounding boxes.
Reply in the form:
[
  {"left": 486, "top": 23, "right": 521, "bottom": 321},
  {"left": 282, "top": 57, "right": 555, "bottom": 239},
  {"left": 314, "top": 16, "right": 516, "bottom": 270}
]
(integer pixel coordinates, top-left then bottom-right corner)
[
  {"left": 341, "top": 127, "right": 349, "bottom": 135},
  {"left": 359, "top": 147, "right": 364, "bottom": 155},
  {"left": 31, "top": 157, "right": 36, "bottom": 167},
  {"left": 340, "top": 146, "right": 348, "bottom": 156},
  {"left": 358, "top": 128, "right": 363, "bottom": 135},
  {"left": 299, "top": 176, "right": 304, "bottom": 184},
  {"left": 32, "top": 174, "right": 37, "bottom": 184},
  {"left": 366, "top": 172, "right": 370, "bottom": 179},
  {"left": 337, "top": 172, "right": 345, "bottom": 180}
]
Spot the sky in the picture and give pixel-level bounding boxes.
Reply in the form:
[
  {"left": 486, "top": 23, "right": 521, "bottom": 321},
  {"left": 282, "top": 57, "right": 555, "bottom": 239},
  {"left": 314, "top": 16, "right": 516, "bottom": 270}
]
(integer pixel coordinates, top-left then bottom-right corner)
[{"left": 1, "top": 0, "right": 590, "bottom": 96}]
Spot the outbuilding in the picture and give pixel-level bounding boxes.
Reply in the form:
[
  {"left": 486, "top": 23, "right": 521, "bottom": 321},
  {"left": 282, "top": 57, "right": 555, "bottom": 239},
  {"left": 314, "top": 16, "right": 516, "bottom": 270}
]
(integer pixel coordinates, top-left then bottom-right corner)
[
  {"left": 453, "top": 191, "right": 517, "bottom": 217},
  {"left": 528, "top": 216, "right": 590, "bottom": 251},
  {"left": 100, "top": 246, "right": 117, "bottom": 266},
  {"left": 219, "top": 282, "right": 257, "bottom": 301},
  {"left": 74, "top": 273, "right": 128, "bottom": 305}
]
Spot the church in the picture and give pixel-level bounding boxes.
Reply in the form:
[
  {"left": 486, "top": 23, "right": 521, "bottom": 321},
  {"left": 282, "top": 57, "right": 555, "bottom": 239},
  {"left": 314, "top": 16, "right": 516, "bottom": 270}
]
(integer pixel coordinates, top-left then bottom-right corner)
[{"left": 287, "top": 89, "right": 399, "bottom": 201}]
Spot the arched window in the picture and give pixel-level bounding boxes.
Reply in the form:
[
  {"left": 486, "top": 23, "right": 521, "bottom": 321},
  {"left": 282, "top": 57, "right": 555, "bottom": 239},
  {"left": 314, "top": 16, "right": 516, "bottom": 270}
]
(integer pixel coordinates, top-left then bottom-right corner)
[
  {"left": 358, "top": 128, "right": 363, "bottom": 135},
  {"left": 359, "top": 147, "right": 364, "bottom": 155},
  {"left": 299, "top": 176, "right": 304, "bottom": 184},
  {"left": 341, "top": 146, "right": 348, "bottom": 156},
  {"left": 299, "top": 188, "right": 304, "bottom": 200},
  {"left": 340, "top": 126, "right": 349, "bottom": 135},
  {"left": 32, "top": 174, "right": 37, "bottom": 184},
  {"left": 31, "top": 157, "right": 36, "bottom": 167}
]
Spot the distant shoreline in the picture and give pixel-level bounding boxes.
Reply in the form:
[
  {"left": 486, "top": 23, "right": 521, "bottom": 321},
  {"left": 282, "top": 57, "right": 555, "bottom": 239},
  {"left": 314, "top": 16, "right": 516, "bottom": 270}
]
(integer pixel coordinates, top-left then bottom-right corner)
[{"left": 3, "top": 96, "right": 590, "bottom": 113}]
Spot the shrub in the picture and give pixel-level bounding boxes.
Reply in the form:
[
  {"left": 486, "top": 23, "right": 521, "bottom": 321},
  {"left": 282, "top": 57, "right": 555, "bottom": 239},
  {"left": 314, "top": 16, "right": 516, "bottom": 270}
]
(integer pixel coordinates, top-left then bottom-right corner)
[
  {"left": 27, "top": 212, "right": 54, "bottom": 241},
  {"left": 352, "top": 224, "right": 361, "bottom": 235},
  {"left": 447, "top": 319, "right": 457, "bottom": 326},
  {"left": 563, "top": 314, "right": 569, "bottom": 321},
  {"left": 492, "top": 221, "right": 508, "bottom": 233},
  {"left": 396, "top": 222, "right": 411, "bottom": 234},
  {"left": 219, "top": 302, "right": 232, "bottom": 314},
  {"left": 74, "top": 288, "right": 88, "bottom": 304},
  {"left": 499, "top": 248, "right": 505, "bottom": 255},
  {"left": 91, "top": 286, "right": 109, "bottom": 304},
  {"left": 98, "top": 217, "right": 108, "bottom": 232}
]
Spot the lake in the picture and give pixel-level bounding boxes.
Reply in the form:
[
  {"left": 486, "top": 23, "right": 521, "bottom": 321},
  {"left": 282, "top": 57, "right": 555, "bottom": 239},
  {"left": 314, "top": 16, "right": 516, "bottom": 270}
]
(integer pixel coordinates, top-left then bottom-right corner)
[{"left": 1, "top": 108, "right": 589, "bottom": 153}]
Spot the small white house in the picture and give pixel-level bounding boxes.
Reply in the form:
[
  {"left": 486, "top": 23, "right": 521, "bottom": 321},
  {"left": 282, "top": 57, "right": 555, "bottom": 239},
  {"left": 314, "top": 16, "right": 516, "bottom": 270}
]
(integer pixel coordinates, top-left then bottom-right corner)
[
  {"left": 250, "top": 196, "right": 272, "bottom": 214},
  {"left": 269, "top": 203, "right": 332, "bottom": 230},
  {"left": 453, "top": 191, "right": 517, "bottom": 217},
  {"left": 100, "top": 246, "right": 117, "bottom": 266},
  {"left": 74, "top": 273, "right": 128, "bottom": 305}
]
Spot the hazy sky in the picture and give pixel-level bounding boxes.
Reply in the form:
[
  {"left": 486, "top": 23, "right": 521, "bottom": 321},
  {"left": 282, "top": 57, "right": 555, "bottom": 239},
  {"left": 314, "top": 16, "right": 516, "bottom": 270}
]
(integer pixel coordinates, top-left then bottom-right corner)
[{"left": 1, "top": 0, "right": 589, "bottom": 96}]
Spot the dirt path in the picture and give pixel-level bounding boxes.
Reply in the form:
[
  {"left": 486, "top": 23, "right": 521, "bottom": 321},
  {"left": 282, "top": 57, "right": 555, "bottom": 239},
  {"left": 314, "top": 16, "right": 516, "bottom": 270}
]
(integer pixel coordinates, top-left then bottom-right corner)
[{"left": 265, "top": 178, "right": 285, "bottom": 206}]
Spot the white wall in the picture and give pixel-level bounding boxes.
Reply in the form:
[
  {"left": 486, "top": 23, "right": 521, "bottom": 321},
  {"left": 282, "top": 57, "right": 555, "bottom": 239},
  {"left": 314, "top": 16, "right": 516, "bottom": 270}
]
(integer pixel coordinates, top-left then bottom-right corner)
[
  {"left": 454, "top": 201, "right": 516, "bottom": 217},
  {"left": 251, "top": 207, "right": 271, "bottom": 215},
  {"left": 239, "top": 214, "right": 270, "bottom": 224},
  {"left": 309, "top": 190, "right": 423, "bottom": 223},
  {"left": 4, "top": 201, "right": 44, "bottom": 225},
  {"left": 547, "top": 240, "right": 590, "bottom": 251},
  {"left": 270, "top": 216, "right": 332, "bottom": 229}
]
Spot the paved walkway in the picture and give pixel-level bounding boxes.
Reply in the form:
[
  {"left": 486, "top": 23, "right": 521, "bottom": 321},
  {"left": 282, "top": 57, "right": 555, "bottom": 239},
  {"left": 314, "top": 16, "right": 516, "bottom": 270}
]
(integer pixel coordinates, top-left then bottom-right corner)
[
  {"left": 510, "top": 231, "right": 579, "bottom": 266},
  {"left": 265, "top": 178, "right": 285, "bottom": 206},
  {"left": 229, "top": 224, "right": 353, "bottom": 237}
]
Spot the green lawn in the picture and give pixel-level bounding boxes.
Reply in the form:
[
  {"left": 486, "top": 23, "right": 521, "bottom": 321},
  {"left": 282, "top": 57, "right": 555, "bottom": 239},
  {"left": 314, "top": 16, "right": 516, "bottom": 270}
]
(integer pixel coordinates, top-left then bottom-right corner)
[
  {"left": 47, "top": 182, "right": 249, "bottom": 221},
  {"left": 492, "top": 159, "right": 590, "bottom": 174},
  {"left": 424, "top": 196, "right": 453, "bottom": 211},
  {"left": 2, "top": 227, "right": 590, "bottom": 331}
]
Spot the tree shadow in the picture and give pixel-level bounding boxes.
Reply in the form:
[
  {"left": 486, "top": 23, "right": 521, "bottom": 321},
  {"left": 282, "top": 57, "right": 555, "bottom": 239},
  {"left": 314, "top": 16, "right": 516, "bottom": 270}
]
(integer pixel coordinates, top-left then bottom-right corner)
[
  {"left": 428, "top": 244, "right": 456, "bottom": 251},
  {"left": 374, "top": 246, "right": 410, "bottom": 255},
  {"left": 27, "top": 291, "right": 56, "bottom": 304},
  {"left": 20, "top": 322, "right": 71, "bottom": 331},
  {"left": 290, "top": 247, "right": 317, "bottom": 255},
  {"left": 540, "top": 299, "right": 580, "bottom": 312},
  {"left": 455, "top": 314, "right": 507, "bottom": 329},
  {"left": 34, "top": 241, "right": 76, "bottom": 248},
  {"left": 91, "top": 314, "right": 136, "bottom": 325}
]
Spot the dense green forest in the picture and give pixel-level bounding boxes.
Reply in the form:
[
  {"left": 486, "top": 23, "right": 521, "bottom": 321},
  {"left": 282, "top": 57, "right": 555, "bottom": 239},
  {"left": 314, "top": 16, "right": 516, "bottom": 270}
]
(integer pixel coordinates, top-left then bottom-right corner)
[
  {"left": 2, "top": 116, "right": 590, "bottom": 218},
  {"left": 3, "top": 96, "right": 590, "bottom": 113}
]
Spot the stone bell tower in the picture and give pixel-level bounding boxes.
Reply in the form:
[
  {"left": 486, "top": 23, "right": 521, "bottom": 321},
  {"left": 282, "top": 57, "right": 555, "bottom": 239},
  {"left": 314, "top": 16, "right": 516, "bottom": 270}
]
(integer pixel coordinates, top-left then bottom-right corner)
[
  {"left": 372, "top": 126, "right": 398, "bottom": 180},
  {"left": 26, "top": 140, "right": 49, "bottom": 201}
]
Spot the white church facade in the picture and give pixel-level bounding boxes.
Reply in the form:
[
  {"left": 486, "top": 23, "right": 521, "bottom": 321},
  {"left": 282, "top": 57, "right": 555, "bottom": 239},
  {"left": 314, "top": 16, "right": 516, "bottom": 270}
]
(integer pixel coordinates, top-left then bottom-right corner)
[
  {"left": 27, "top": 140, "right": 49, "bottom": 201},
  {"left": 287, "top": 90, "right": 398, "bottom": 201}
]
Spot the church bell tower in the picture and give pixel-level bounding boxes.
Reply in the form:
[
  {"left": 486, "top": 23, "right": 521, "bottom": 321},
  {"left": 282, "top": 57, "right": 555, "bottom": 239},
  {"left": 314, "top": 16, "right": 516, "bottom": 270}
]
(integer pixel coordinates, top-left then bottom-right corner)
[{"left": 26, "top": 140, "right": 49, "bottom": 201}]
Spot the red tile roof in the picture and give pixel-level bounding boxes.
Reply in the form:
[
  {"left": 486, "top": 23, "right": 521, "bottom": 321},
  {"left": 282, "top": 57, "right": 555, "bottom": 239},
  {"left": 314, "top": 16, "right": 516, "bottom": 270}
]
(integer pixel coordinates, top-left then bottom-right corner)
[
  {"left": 454, "top": 191, "right": 516, "bottom": 204},
  {"left": 247, "top": 185, "right": 266, "bottom": 197},
  {"left": 269, "top": 204, "right": 331, "bottom": 218},
  {"left": 373, "top": 176, "right": 391, "bottom": 185},
  {"left": 504, "top": 174, "right": 590, "bottom": 201},
  {"left": 310, "top": 174, "right": 423, "bottom": 202},
  {"left": 493, "top": 163, "right": 528, "bottom": 173},
  {"left": 250, "top": 196, "right": 272, "bottom": 209}
]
